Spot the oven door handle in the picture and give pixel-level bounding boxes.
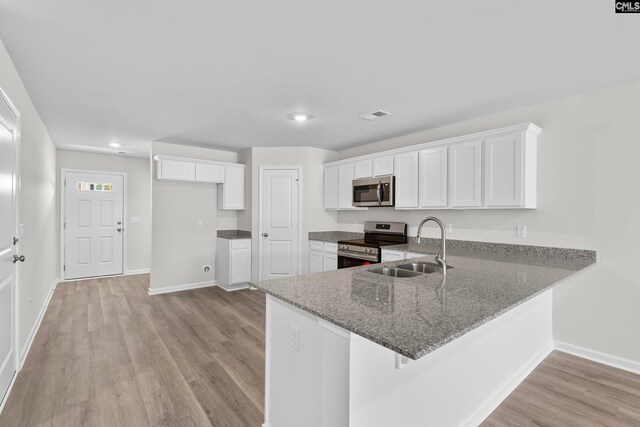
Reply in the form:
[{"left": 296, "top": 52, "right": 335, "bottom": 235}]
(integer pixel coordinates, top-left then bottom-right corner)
[{"left": 376, "top": 181, "right": 382, "bottom": 205}]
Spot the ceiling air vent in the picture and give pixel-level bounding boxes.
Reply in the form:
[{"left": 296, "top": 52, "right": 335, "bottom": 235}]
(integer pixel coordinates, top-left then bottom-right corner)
[{"left": 359, "top": 110, "right": 392, "bottom": 121}]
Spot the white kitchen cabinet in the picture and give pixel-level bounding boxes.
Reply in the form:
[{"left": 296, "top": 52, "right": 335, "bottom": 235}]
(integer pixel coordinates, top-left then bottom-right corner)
[
  {"left": 195, "top": 163, "right": 224, "bottom": 183},
  {"left": 394, "top": 151, "right": 419, "bottom": 208},
  {"left": 156, "top": 158, "right": 196, "bottom": 181},
  {"left": 419, "top": 146, "right": 448, "bottom": 208},
  {"left": 217, "top": 238, "right": 252, "bottom": 290},
  {"left": 354, "top": 159, "right": 373, "bottom": 179},
  {"left": 338, "top": 162, "right": 356, "bottom": 209},
  {"left": 448, "top": 140, "right": 482, "bottom": 207},
  {"left": 323, "top": 165, "right": 339, "bottom": 210},
  {"left": 381, "top": 249, "right": 405, "bottom": 263},
  {"left": 484, "top": 128, "right": 538, "bottom": 208},
  {"left": 154, "top": 155, "right": 245, "bottom": 210},
  {"left": 218, "top": 166, "right": 245, "bottom": 210},
  {"left": 323, "top": 243, "right": 338, "bottom": 271},
  {"left": 373, "top": 155, "right": 394, "bottom": 176},
  {"left": 309, "top": 240, "right": 338, "bottom": 273}
]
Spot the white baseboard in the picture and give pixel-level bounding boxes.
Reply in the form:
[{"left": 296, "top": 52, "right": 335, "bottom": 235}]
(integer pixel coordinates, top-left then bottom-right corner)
[
  {"left": 19, "top": 277, "right": 58, "bottom": 367},
  {"left": 126, "top": 268, "right": 150, "bottom": 276},
  {"left": 0, "top": 369, "right": 17, "bottom": 416},
  {"left": 464, "top": 343, "right": 553, "bottom": 427},
  {"left": 148, "top": 280, "right": 218, "bottom": 296},
  {"left": 554, "top": 340, "right": 640, "bottom": 375}
]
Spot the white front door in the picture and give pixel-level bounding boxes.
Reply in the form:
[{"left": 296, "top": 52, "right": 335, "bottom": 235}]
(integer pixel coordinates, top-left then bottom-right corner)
[
  {"left": 63, "top": 171, "right": 124, "bottom": 280},
  {"left": 0, "top": 91, "right": 19, "bottom": 404},
  {"left": 261, "top": 169, "right": 300, "bottom": 280}
]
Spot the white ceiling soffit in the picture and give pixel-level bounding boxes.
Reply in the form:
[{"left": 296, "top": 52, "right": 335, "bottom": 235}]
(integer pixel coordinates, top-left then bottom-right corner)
[{"left": 1, "top": 0, "right": 639, "bottom": 157}]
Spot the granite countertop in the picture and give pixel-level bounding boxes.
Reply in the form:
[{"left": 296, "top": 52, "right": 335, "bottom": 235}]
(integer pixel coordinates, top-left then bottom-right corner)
[
  {"left": 308, "top": 231, "right": 364, "bottom": 243},
  {"left": 217, "top": 230, "right": 251, "bottom": 240},
  {"left": 252, "top": 244, "right": 596, "bottom": 360}
]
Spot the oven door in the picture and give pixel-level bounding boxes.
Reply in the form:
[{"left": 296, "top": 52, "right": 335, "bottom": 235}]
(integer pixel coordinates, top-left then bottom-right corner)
[
  {"left": 337, "top": 252, "right": 379, "bottom": 269},
  {"left": 352, "top": 176, "right": 394, "bottom": 207}
]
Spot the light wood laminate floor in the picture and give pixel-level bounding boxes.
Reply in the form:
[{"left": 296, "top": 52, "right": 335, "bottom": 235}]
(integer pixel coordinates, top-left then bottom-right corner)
[{"left": 1, "top": 274, "right": 639, "bottom": 426}]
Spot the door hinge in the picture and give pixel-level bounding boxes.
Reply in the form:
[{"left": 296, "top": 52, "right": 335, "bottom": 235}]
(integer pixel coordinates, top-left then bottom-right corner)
[
  {"left": 13, "top": 237, "right": 18, "bottom": 245},
  {"left": 63, "top": 265, "right": 66, "bottom": 271},
  {"left": 64, "top": 222, "right": 66, "bottom": 229}
]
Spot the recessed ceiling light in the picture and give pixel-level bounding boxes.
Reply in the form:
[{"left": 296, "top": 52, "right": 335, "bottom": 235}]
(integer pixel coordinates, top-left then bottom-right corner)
[
  {"left": 288, "top": 113, "right": 313, "bottom": 122},
  {"left": 109, "top": 142, "right": 120, "bottom": 148},
  {"left": 360, "top": 110, "right": 392, "bottom": 120}
]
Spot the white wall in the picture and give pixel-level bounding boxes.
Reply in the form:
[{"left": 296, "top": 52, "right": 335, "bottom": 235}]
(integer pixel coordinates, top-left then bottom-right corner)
[
  {"left": 0, "top": 39, "right": 57, "bottom": 358},
  {"left": 150, "top": 142, "right": 239, "bottom": 291},
  {"left": 241, "top": 147, "right": 338, "bottom": 280},
  {"left": 56, "top": 150, "right": 151, "bottom": 273},
  {"left": 335, "top": 80, "right": 640, "bottom": 363}
]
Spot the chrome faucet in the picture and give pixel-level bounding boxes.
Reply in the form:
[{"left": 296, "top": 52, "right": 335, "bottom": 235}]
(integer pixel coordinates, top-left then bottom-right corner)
[{"left": 416, "top": 216, "right": 447, "bottom": 273}]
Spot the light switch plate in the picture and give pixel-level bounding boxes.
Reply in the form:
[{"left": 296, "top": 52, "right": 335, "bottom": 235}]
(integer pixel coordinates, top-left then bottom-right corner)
[
  {"left": 290, "top": 324, "right": 300, "bottom": 351},
  {"left": 129, "top": 216, "right": 141, "bottom": 224},
  {"left": 516, "top": 225, "right": 527, "bottom": 238}
]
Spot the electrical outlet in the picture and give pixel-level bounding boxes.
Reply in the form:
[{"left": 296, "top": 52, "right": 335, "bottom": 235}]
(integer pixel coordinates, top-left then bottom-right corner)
[
  {"left": 445, "top": 224, "right": 453, "bottom": 233},
  {"left": 290, "top": 324, "right": 300, "bottom": 351},
  {"left": 203, "top": 265, "right": 211, "bottom": 273},
  {"left": 196, "top": 218, "right": 203, "bottom": 227},
  {"left": 516, "top": 225, "right": 527, "bottom": 238}
]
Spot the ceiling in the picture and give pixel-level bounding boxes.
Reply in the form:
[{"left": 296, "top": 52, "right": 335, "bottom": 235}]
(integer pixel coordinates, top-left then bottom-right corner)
[{"left": 1, "top": 1, "right": 639, "bottom": 157}]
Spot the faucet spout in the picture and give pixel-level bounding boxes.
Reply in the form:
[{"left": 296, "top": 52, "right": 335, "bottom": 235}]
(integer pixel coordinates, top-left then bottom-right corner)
[{"left": 416, "top": 216, "right": 447, "bottom": 273}]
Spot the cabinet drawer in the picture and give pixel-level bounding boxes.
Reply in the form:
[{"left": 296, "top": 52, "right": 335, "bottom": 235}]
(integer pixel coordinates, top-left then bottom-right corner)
[
  {"left": 310, "top": 240, "right": 324, "bottom": 252},
  {"left": 231, "top": 239, "right": 251, "bottom": 249},
  {"left": 324, "top": 243, "right": 338, "bottom": 254}
]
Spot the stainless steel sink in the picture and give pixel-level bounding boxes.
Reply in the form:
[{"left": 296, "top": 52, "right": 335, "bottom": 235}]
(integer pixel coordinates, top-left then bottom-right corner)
[
  {"left": 397, "top": 262, "right": 453, "bottom": 274},
  {"left": 368, "top": 267, "right": 423, "bottom": 278}
]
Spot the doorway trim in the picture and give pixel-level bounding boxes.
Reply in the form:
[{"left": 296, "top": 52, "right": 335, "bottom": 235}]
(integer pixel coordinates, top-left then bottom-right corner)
[
  {"left": 0, "top": 86, "right": 21, "bottom": 410},
  {"left": 59, "top": 168, "right": 128, "bottom": 280},
  {"left": 258, "top": 166, "right": 303, "bottom": 281}
]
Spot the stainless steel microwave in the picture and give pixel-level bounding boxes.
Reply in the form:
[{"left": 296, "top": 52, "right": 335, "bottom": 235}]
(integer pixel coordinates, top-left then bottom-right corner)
[{"left": 352, "top": 176, "right": 395, "bottom": 207}]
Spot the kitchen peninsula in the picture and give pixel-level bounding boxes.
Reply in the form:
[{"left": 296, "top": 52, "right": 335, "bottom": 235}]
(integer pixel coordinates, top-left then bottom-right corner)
[{"left": 252, "top": 240, "right": 596, "bottom": 427}]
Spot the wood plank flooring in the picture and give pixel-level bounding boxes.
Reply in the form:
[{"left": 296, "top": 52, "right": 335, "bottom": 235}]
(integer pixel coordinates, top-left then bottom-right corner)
[
  {"left": 0, "top": 274, "right": 265, "bottom": 427},
  {"left": 1, "top": 274, "right": 639, "bottom": 426},
  {"left": 482, "top": 351, "right": 640, "bottom": 427}
]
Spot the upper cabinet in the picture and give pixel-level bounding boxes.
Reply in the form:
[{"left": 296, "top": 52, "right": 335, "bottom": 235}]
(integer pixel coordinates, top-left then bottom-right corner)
[
  {"left": 484, "top": 128, "right": 538, "bottom": 208},
  {"left": 448, "top": 140, "right": 482, "bottom": 207},
  {"left": 154, "top": 155, "right": 245, "bottom": 210},
  {"left": 395, "top": 151, "right": 419, "bottom": 208},
  {"left": 419, "top": 146, "right": 448, "bottom": 208},
  {"left": 372, "top": 155, "right": 394, "bottom": 176},
  {"left": 323, "top": 123, "right": 541, "bottom": 211}
]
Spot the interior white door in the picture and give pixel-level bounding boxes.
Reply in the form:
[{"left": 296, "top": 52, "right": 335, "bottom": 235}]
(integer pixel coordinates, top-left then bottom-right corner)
[
  {"left": 0, "top": 93, "right": 18, "bottom": 404},
  {"left": 261, "top": 169, "right": 299, "bottom": 280},
  {"left": 64, "top": 172, "right": 124, "bottom": 279}
]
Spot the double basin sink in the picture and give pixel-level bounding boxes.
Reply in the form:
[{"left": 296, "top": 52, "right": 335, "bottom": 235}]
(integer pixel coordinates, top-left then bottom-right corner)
[{"left": 369, "top": 261, "right": 453, "bottom": 278}]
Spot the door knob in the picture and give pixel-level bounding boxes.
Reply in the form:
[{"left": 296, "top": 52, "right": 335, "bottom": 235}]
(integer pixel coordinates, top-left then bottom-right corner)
[
  {"left": 13, "top": 255, "right": 25, "bottom": 263},
  {"left": 262, "top": 233, "right": 269, "bottom": 237},
  {"left": 117, "top": 228, "right": 122, "bottom": 232},
  {"left": 117, "top": 221, "right": 122, "bottom": 225}
]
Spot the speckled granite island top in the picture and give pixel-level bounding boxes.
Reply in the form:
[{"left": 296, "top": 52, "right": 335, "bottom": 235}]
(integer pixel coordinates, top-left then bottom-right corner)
[
  {"left": 252, "top": 247, "right": 596, "bottom": 360},
  {"left": 217, "top": 230, "right": 251, "bottom": 239}
]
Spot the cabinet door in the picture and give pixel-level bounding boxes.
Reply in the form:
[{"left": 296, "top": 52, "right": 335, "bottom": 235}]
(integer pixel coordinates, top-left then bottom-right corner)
[
  {"left": 419, "top": 147, "right": 448, "bottom": 208},
  {"left": 157, "top": 159, "right": 195, "bottom": 181},
  {"left": 195, "top": 163, "right": 224, "bottom": 183},
  {"left": 484, "top": 133, "right": 523, "bottom": 207},
  {"left": 323, "top": 166, "right": 338, "bottom": 210},
  {"left": 373, "top": 156, "right": 394, "bottom": 176},
  {"left": 354, "top": 159, "right": 373, "bottom": 179},
  {"left": 338, "top": 163, "right": 356, "bottom": 209},
  {"left": 230, "top": 247, "right": 251, "bottom": 284},
  {"left": 309, "top": 250, "right": 324, "bottom": 273},
  {"left": 381, "top": 250, "right": 405, "bottom": 262},
  {"left": 323, "top": 252, "right": 337, "bottom": 272},
  {"left": 219, "top": 166, "right": 245, "bottom": 210},
  {"left": 448, "top": 140, "right": 482, "bottom": 207},
  {"left": 394, "top": 152, "right": 419, "bottom": 208}
]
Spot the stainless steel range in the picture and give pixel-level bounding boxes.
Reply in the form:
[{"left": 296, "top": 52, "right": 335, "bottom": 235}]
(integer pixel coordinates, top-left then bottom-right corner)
[{"left": 337, "top": 221, "right": 407, "bottom": 269}]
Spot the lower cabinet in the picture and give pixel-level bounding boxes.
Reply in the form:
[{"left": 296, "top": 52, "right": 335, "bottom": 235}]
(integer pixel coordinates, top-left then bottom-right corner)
[
  {"left": 217, "top": 238, "right": 252, "bottom": 290},
  {"left": 309, "top": 241, "right": 338, "bottom": 273},
  {"left": 381, "top": 249, "right": 430, "bottom": 262}
]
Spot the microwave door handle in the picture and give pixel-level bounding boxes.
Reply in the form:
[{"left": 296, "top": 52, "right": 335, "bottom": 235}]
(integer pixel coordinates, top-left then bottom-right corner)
[{"left": 377, "top": 181, "right": 383, "bottom": 205}]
